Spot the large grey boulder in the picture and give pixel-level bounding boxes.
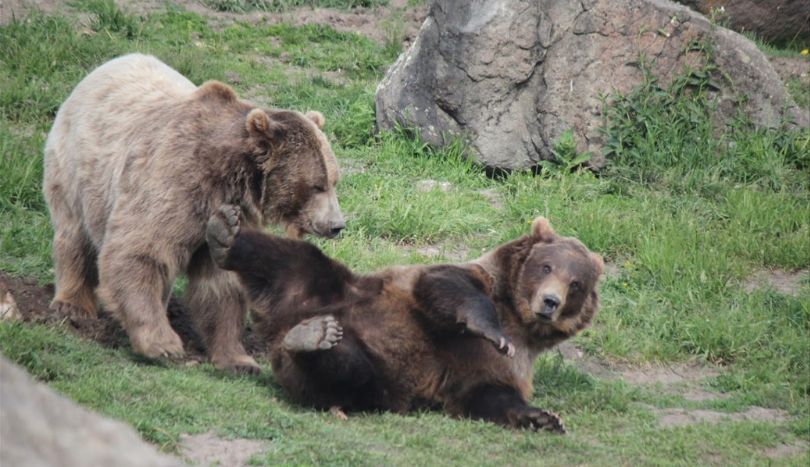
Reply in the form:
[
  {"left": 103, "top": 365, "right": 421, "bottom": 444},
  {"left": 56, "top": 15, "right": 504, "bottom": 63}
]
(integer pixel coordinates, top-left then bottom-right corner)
[
  {"left": 376, "top": 0, "right": 809, "bottom": 170},
  {"left": 0, "top": 356, "right": 184, "bottom": 467}
]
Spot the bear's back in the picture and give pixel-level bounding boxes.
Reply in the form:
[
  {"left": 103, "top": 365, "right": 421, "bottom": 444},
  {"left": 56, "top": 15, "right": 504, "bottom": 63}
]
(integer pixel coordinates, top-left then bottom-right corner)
[{"left": 43, "top": 54, "right": 204, "bottom": 245}]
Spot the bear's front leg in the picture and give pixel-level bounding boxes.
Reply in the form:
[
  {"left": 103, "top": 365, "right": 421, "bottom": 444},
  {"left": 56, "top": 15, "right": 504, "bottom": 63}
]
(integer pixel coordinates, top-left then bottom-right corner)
[
  {"left": 97, "top": 244, "right": 184, "bottom": 360},
  {"left": 414, "top": 266, "right": 515, "bottom": 356},
  {"left": 463, "top": 384, "right": 566, "bottom": 434}
]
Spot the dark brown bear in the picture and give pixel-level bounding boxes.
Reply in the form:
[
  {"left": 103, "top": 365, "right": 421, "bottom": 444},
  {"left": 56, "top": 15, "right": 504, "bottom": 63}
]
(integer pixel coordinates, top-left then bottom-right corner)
[{"left": 206, "top": 206, "right": 603, "bottom": 432}]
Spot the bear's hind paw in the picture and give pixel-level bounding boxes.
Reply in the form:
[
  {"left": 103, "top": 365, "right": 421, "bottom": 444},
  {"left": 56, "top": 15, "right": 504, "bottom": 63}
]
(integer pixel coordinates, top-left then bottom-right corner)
[{"left": 282, "top": 315, "right": 343, "bottom": 353}]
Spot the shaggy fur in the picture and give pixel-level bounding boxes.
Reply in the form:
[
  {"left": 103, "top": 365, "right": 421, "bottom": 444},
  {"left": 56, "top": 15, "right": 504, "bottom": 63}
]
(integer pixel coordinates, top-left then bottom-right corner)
[
  {"left": 43, "top": 54, "right": 344, "bottom": 372},
  {"left": 207, "top": 206, "right": 603, "bottom": 432}
]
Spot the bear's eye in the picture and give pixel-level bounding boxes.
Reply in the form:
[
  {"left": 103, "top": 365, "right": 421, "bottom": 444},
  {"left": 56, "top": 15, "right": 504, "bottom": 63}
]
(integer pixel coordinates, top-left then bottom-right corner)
[
  {"left": 542, "top": 264, "right": 552, "bottom": 274},
  {"left": 313, "top": 184, "right": 326, "bottom": 193},
  {"left": 570, "top": 280, "right": 581, "bottom": 292}
]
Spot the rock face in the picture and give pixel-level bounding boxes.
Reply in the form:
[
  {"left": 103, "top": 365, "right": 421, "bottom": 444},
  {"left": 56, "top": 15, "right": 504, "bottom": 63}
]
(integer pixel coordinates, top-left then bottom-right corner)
[
  {"left": 675, "top": 0, "right": 810, "bottom": 44},
  {"left": 376, "top": 0, "right": 809, "bottom": 170},
  {"left": 0, "top": 356, "right": 184, "bottom": 467}
]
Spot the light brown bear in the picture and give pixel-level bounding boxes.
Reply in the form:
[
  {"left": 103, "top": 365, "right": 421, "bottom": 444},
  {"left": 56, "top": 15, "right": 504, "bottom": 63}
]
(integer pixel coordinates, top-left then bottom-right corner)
[
  {"left": 43, "top": 54, "right": 345, "bottom": 373},
  {"left": 206, "top": 206, "right": 603, "bottom": 432}
]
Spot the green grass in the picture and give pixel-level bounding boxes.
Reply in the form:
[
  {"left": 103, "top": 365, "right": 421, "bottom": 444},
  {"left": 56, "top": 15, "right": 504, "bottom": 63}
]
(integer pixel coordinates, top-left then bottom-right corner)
[{"left": 1, "top": 3, "right": 809, "bottom": 465}]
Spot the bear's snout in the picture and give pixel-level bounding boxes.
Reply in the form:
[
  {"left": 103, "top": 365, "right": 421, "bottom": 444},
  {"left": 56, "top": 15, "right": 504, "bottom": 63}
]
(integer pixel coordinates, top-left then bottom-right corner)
[
  {"left": 325, "top": 220, "right": 346, "bottom": 238},
  {"left": 538, "top": 294, "right": 561, "bottom": 320}
]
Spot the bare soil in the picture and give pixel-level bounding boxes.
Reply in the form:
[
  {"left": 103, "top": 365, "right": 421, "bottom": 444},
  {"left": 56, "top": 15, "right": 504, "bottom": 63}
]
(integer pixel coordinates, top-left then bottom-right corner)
[
  {"left": 179, "top": 431, "right": 267, "bottom": 467},
  {"left": 654, "top": 406, "right": 790, "bottom": 428},
  {"left": 744, "top": 268, "right": 808, "bottom": 297}
]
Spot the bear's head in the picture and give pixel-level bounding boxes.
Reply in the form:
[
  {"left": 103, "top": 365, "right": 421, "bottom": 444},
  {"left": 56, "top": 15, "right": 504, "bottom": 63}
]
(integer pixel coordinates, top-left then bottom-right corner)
[
  {"left": 245, "top": 103, "right": 345, "bottom": 239},
  {"left": 512, "top": 217, "right": 603, "bottom": 337}
]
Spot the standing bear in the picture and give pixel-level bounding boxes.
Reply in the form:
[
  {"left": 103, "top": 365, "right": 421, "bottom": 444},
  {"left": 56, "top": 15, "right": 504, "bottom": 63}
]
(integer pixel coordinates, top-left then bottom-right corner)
[
  {"left": 43, "top": 54, "right": 345, "bottom": 373},
  {"left": 206, "top": 206, "right": 604, "bottom": 432}
]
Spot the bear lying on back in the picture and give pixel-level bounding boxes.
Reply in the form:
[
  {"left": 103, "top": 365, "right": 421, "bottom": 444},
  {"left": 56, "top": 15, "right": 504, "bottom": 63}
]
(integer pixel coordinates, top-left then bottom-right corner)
[{"left": 206, "top": 206, "right": 604, "bottom": 432}]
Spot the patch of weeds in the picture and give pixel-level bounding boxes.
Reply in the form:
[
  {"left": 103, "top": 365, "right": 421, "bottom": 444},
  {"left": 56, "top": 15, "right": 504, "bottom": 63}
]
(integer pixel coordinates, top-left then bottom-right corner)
[
  {"left": 742, "top": 31, "right": 810, "bottom": 57},
  {"left": 537, "top": 129, "right": 593, "bottom": 175},
  {"left": 602, "top": 56, "right": 808, "bottom": 194}
]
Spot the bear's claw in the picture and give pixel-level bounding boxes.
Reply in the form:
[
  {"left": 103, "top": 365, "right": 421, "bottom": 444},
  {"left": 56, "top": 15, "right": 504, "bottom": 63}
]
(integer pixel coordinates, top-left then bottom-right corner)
[
  {"left": 497, "top": 337, "right": 516, "bottom": 358},
  {"left": 518, "top": 408, "right": 566, "bottom": 434}
]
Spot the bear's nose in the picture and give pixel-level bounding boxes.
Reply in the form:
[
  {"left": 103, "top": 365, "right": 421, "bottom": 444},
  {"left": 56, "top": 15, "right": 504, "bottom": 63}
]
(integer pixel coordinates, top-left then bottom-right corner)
[
  {"left": 327, "top": 222, "right": 346, "bottom": 238},
  {"left": 539, "top": 294, "right": 561, "bottom": 319}
]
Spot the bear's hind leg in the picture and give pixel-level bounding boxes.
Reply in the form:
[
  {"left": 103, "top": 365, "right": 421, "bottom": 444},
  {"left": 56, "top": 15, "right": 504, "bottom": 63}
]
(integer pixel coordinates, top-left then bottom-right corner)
[
  {"left": 463, "top": 384, "right": 566, "bottom": 434},
  {"left": 50, "top": 219, "right": 99, "bottom": 319},
  {"left": 186, "top": 247, "right": 259, "bottom": 374}
]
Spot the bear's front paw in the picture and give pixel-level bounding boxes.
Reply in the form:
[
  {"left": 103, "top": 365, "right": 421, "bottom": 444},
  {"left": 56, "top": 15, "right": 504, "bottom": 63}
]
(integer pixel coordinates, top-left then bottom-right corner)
[
  {"left": 509, "top": 407, "right": 566, "bottom": 434},
  {"left": 207, "top": 204, "right": 241, "bottom": 267}
]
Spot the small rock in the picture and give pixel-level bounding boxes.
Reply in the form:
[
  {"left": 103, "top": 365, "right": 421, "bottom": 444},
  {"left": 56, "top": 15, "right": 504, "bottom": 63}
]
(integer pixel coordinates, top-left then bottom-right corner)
[{"left": 0, "top": 288, "right": 21, "bottom": 321}]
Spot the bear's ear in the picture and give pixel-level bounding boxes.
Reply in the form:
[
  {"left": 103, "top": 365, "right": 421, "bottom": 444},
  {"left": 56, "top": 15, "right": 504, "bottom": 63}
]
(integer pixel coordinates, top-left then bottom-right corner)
[
  {"left": 305, "top": 111, "right": 325, "bottom": 129},
  {"left": 246, "top": 109, "right": 285, "bottom": 144},
  {"left": 530, "top": 216, "right": 556, "bottom": 242},
  {"left": 194, "top": 81, "right": 237, "bottom": 102}
]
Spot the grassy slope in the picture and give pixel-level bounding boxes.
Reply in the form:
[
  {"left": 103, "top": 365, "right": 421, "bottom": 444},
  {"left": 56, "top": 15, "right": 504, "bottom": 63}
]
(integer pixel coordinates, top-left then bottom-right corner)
[{"left": 1, "top": 2, "right": 808, "bottom": 465}]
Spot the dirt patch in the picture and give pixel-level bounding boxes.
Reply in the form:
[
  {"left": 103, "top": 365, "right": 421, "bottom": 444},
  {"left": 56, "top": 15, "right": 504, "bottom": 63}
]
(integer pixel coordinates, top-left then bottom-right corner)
[
  {"left": 0, "top": 271, "right": 270, "bottom": 361},
  {"left": 619, "top": 363, "right": 719, "bottom": 386},
  {"left": 476, "top": 188, "right": 504, "bottom": 210},
  {"left": 413, "top": 243, "right": 470, "bottom": 263},
  {"left": 557, "top": 342, "right": 729, "bottom": 401},
  {"left": 744, "top": 268, "right": 808, "bottom": 297},
  {"left": 556, "top": 342, "right": 619, "bottom": 380},
  {"left": 557, "top": 342, "right": 721, "bottom": 386},
  {"left": 761, "top": 441, "right": 809, "bottom": 460},
  {"left": 415, "top": 179, "right": 453, "bottom": 192},
  {"left": 1, "top": 0, "right": 61, "bottom": 23},
  {"left": 655, "top": 406, "right": 790, "bottom": 428},
  {"left": 179, "top": 431, "right": 267, "bottom": 466}
]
